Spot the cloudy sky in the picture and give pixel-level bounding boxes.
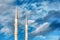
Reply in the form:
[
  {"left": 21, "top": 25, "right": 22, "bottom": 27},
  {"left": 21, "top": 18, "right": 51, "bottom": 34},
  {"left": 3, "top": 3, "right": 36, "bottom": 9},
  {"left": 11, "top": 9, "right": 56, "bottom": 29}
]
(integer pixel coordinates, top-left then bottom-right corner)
[{"left": 0, "top": 0, "right": 60, "bottom": 40}]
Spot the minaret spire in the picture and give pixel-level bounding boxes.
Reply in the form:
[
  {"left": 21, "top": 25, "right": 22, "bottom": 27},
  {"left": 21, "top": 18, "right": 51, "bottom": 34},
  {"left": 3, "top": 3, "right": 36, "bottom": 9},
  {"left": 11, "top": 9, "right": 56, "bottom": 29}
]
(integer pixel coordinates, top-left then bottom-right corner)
[
  {"left": 25, "top": 16, "right": 28, "bottom": 40},
  {"left": 14, "top": 6, "right": 18, "bottom": 40}
]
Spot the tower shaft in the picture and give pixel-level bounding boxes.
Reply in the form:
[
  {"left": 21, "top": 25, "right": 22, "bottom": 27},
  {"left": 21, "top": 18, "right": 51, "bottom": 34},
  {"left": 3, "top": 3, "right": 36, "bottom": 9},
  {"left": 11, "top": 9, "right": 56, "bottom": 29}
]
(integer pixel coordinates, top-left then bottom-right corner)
[
  {"left": 25, "top": 16, "right": 28, "bottom": 40},
  {"left": 14, "top": 6, "right": 18, "bottom": 40}
]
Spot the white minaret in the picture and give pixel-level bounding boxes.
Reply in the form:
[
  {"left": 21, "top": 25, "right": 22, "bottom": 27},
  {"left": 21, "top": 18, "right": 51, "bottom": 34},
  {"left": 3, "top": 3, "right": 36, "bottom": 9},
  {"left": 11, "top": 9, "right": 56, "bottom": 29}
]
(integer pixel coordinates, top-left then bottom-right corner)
[
  {"left": 25, "top": 16, "right": 28, "bottom": 40},
  {"left": 14, "top": 6, "right": 18, "bottom": 40}
]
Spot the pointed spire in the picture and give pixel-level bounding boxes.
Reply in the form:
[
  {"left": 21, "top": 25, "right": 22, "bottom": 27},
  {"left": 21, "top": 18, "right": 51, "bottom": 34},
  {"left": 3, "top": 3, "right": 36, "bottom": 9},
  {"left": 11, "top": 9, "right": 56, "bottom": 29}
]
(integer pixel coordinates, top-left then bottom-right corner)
[
  {"left": 14, "top": 6, "right": 18, "bottom": 40},
  {"left": 25, "top": 16, "right": 28, "bottom": 40},
  {"left": 15, "top": 6, "right": 18, "bottom": 19}
]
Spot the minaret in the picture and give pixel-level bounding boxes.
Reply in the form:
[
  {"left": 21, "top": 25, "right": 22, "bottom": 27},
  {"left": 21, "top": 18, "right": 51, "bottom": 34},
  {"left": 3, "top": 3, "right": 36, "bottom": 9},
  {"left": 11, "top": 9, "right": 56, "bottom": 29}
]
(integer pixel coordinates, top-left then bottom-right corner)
[
  {"left": 25, "top": 16, "right": 28, "bottom": 40},
  {"left": 14, "top": 6, "right": 18, "bottom": 40}
]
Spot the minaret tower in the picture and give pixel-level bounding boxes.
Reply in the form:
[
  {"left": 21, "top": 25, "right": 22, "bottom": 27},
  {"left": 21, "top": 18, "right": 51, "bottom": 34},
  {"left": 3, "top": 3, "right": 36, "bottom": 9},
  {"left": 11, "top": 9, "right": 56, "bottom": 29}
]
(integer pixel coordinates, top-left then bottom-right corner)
[
  {"left": 14, "top": 6, "right": 18, "bottom": 40},
  {"left": 25, "top": 16, "right": 28, "bottom": 40}
]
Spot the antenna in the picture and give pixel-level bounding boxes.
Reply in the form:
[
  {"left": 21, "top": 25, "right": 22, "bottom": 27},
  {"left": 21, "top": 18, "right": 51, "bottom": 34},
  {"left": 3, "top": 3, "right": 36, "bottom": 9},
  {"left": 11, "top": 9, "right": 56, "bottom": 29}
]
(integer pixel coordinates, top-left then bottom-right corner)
[
  {"left": 14, "top": 6, "right": 18, "bottom": 40},
  {"left": 25, "top": 15, "right": 28, "bottom": 40}
]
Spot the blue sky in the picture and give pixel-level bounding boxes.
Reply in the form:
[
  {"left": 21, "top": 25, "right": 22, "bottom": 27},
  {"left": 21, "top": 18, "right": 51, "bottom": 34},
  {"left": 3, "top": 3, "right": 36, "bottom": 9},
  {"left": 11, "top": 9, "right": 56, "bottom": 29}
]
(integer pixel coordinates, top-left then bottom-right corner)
[{"left": 0, "top": 0, "right": 60, "bottom": 40}]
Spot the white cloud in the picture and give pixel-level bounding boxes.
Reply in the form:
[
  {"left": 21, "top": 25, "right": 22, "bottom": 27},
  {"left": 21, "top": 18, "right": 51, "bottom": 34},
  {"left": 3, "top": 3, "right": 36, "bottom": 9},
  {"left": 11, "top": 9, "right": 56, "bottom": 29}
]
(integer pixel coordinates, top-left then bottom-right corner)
[
  {"left": 41, "top": 1, "right": 60, "bottom": 11},
  {"left": 0, "top": 27, "right": 13, "bottom": 36},
  {"left": 31, "top": 3, "right": 37, "bottom": 8},
  {"left": 0, "top": 0, "right": 15, "bottom": 4},
  {"left": 28, "top": 20, "right": 35, "bottom": 27},
  {"left": 0, "top": 2, "right": 14, "bottom": 38},
  {"left": 17, "top": 3, "right": 48, "bottom": 20},
  {"left": 28, "top": 20, "right": 35, "bottom": 24},
  {"left": 46, "top": 36, "right": 60, "bottom": 40},
  {"left": 0, "top": 5, "right": 15, "bottom": 26},
  {"left": 39, "top": 35, "right": 46, "bottom": 39},
  {"left": 33, "top": 35, "right": 46, "bottom": 40}
]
